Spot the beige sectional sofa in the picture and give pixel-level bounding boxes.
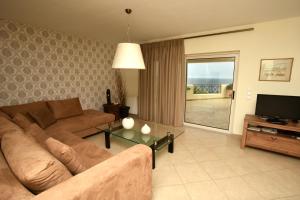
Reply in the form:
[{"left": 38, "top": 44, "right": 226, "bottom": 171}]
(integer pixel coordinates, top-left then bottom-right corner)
[{"left": 0, "top": 98, "right": 152, "bottom": 200}]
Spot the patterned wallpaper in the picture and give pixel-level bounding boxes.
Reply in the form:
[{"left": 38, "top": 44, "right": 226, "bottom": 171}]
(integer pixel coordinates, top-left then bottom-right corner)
[{"left": 0, "top": 20, "right": 118, "bottom": 110}]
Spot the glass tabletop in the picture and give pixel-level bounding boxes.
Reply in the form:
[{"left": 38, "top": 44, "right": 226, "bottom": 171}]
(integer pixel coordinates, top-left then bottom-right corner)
[{"left": 108, "top": 118, "right": 185, "bottom": 147}]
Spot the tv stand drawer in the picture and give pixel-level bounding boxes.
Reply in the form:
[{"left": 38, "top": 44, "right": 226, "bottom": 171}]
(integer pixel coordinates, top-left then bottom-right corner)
[{"left": 246, "top": 132, "right": 300, "bottom": 157}]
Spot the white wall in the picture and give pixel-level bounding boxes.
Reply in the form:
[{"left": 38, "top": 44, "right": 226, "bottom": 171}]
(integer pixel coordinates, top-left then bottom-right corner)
[
  {"left": 185, "top": 17, "right": 300, "bottom": 134},
  {"left": 123, "top": 17, "right": 300, "bottom": 134}
]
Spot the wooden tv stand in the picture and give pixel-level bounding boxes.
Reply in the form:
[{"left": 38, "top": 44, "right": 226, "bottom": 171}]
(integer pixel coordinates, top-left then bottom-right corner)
[{"left": 241, "top": 114, "right": 300, "bottom": 158}]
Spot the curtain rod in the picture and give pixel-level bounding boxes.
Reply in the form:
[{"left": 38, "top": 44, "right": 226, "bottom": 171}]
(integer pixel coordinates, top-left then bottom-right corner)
[{"left": 183, "top": 28, "right": 254, "bottom": 40}]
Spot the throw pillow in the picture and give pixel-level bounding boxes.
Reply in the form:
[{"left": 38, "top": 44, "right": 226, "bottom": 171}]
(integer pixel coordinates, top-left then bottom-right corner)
[
  {"left": 12, "top": 113, "right": 33, "bottom": 130},
  {"left": 45, "top": 137, "right": 87, "bottom": 174},
  {"left": 29, "top": 106, "right": 56, "bottom": 129},
  {"left": 47, "top": 98, "right": 83, "bottom": 120},
  {"left": 1, "top": 131, "right": 72, "bottom": 194}
]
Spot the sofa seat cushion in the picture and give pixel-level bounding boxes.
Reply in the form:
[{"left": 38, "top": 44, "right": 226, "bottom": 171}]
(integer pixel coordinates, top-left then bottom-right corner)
[
  {"left": 72, "top": 141, "right": 113, "bottom": 169},
  {"left": 45, "top": 109, "right": 115, "bottom": 135},
  {"left": 46, "top": 127, "right": 84, "bottom": 145},
  {"left": 47, "top": 130, "right": 112, "bottom": 169},
  {"left": 0, "top": 151, "right": 34, "bottom": 200},
  {"left": 1, "top": 131, "right": 72, "bottom": 194},
  {"left": 74, "top": 127, "right": 101, "bottom": 138},
  {"left": 47, "top": 98, "right": 83, "bottom": 120}
]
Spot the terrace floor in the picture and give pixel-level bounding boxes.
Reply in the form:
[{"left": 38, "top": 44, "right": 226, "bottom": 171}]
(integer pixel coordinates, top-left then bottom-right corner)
[{"left": 185, "top": 98, "right": 232, "bottom": 130}]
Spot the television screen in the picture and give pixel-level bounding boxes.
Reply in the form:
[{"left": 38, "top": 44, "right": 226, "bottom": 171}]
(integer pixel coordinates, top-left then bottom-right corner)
[{"left": 255, "top": 94, "right": 300, "bottom": 120}]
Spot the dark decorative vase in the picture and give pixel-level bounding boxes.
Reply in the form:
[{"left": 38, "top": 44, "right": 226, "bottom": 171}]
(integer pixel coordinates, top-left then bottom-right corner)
[
  {"left": 106, "top": 89, "right": 112, "bottom": 105},
  {"left": 119, "top": 105, "right": 130, "bottom": 119}
]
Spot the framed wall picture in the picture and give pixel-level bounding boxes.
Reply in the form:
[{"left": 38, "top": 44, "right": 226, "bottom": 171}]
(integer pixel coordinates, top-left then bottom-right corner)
[{"left": 259, "top": 58, "right": 294, "bottom": 81}]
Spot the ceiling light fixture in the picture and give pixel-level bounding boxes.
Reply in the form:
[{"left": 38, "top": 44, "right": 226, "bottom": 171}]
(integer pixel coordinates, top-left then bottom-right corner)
[{"left": 112, "top": 9, "right": 145, "bottom": 69}]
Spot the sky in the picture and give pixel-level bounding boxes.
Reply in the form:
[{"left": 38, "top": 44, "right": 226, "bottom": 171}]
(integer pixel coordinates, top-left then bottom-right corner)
[{"left": 187, "top": 61, "right": 234, "bottom": 79}]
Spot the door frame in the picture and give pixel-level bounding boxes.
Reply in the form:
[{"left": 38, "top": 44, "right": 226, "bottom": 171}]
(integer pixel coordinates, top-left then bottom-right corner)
[{"left": 184, "top": 51, "right": 240, "bottom": 133}]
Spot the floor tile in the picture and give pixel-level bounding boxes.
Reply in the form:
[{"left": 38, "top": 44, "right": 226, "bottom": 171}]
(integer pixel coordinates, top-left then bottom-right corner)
[
  {"left": 200, "top": 138, "right": 228, "bottom": 148},
  {"left": 267, "top": 155, "right": 300, "bottom": 170},
  {"left": 224, "top": 157, "right": 261, "bottom": 175},
  {"left": 289, "top": 167, "right": 300, "bottom": 176},
  {"left": 224, "top": 135, "right": 241, "bottom": 146},
  {"left": 153, "top": 185, "right": 190, "bottom": 200},
  {"left": 174, "top": 162, "right": 211, "bottom": 183},
  {"left": 182, "top": 141, "right": 204, "bottom": 152},
  {"left": 215, "top": 177, "right": 265, "bottom": 200},
  {"left": 199, "top": 160, "right": 238, "bottom": 180},
  {"left": 266, "top": 169, "right": 300, "bottom": 196},
  {"left": 246, "top": 154, "right": 286, "bottom": 172},
  {"left": 212, "top": 146, "right": 246, "bottom": 160},
  {"left": 152, "top": 165, "right": 182, "bottom": 187},
  {"left": 276, "top": 195, "right": 300, "bottom": 200},
  {"left": 154, "top": 149, "right": 172, "bottom": 168},
  {"left": 185, "top": 181, "right": 228, "bottom": 200},
  {"left": 242, "top": 171, "right": 293, "bottom": 199},
  {"left": 167, "top": 150, "right": 197, "bottom": 164},
  {"left": 190, "top": 148, "right": 220, "bottom": 162},
  {"left": 174, "top": 141, "right": 189, "bottom": 151}
]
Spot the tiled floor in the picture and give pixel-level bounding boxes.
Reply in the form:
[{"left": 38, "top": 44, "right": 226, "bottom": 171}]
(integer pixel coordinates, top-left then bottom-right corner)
[{"left": 85, "top": 126, "right": 300, "bottom": 200}]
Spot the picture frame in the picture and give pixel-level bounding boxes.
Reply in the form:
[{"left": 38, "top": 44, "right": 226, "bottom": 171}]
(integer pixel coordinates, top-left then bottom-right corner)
[{"left": 259, "top": 58, "right": 294, "bottom": 82}]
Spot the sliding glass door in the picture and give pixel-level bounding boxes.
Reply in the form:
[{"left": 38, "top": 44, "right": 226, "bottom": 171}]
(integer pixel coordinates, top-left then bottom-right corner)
[{"left": 185, "top": 55, "right": 237, "bottom": 130}]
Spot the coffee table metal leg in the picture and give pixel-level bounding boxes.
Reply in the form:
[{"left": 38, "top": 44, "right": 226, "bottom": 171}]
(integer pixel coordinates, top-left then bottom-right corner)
[
  {"left": 168, "top": 134, "right": 174, "bottom": 153},
  {"left": 104, "top": 130, "right": 111, "bottom": 149},
  {"left": 151, "top": 147, "right": 155, "bottom": 169}
]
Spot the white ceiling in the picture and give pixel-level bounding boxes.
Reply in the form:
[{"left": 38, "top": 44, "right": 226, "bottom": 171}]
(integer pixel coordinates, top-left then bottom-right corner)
[{"left": 1, "top": 0, "right": 300, "bottom": 42}]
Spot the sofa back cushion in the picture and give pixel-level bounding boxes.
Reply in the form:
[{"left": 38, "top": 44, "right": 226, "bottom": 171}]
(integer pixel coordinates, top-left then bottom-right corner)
[
  {"left": 29, "top": 106, "right": 57, "bottom": 129},
  {"left": 47, "top": 98, "right": 83, "bottom": 120},
  {"left": 45, "top": 137, "right": 87, "bottom": 174},
  {"left": 1, "top": 131, "right": 72, "bottom": 194},
  {"left": 0, "top": 101, "right": 48, "bottom": 120},
  {"left": 12, "top": 113, "right": 33, "bottom": 130},
  {"left": 0, "top": 116, "right": 22, "bottom": 140}
]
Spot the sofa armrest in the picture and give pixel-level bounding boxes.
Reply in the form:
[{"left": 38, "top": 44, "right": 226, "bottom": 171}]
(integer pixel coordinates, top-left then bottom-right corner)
[{"left": 32, "top": 144, "right": 152, "bottom": 200}]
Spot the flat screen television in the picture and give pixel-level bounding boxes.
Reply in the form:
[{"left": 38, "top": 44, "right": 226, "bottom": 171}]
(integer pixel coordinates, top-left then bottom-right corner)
[{"left": 255, "top": 94, "right": 300, "bottom": 123}]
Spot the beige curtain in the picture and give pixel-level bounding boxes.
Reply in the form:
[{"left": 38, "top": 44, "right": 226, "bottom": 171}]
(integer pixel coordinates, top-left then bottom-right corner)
[{"left": 138, "top": 39, "right": 185, "bottom": 126}]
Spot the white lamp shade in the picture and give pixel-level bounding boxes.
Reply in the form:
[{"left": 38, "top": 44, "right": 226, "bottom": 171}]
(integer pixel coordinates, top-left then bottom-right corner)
[{"left": 112, "top": 43, "right": 145, "bottom": 69}]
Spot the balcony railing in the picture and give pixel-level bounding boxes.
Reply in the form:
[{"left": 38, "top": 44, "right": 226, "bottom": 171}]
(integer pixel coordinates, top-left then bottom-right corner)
[{"left": 193, "top": 84, "right": 221, "bottom": 94}]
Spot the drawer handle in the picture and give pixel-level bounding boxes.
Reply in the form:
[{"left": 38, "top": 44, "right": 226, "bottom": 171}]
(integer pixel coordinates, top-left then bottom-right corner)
[{"left": 271, "top": 137, "right": 277, "bottom": 141}]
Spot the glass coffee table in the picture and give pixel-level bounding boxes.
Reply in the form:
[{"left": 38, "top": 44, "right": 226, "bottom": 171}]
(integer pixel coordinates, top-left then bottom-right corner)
[{"left": 103, "top": 119, "right": 184, "bottom": 169}]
